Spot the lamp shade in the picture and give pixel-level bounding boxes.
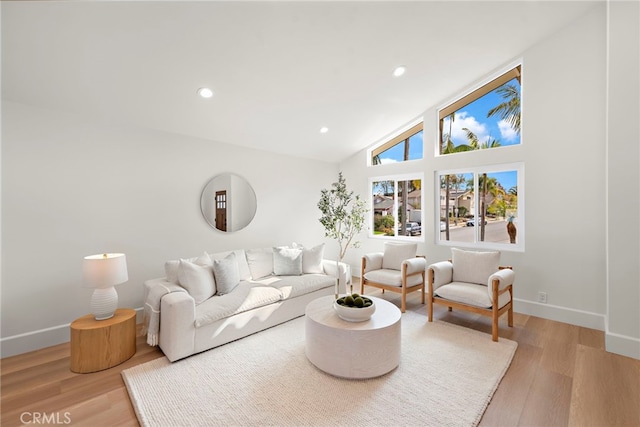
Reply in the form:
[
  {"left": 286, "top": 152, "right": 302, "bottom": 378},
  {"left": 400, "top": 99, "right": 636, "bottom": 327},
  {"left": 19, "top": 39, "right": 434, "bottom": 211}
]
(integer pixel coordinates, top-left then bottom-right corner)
[{"left": 83, "top": 253, "right": 128, "bottom": 289}]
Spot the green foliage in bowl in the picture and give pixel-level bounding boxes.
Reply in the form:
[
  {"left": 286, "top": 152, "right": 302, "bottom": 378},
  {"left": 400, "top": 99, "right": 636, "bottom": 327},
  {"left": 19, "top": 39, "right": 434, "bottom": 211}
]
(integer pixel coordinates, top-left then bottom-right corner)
[{"left": 336, "top": 293, "right": 373, "bottom": 308}]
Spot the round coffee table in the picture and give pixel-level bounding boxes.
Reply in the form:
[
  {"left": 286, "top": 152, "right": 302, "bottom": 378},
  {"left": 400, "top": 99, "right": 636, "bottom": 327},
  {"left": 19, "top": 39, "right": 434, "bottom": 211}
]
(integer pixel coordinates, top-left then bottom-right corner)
[{"left": 305, "top": 295, "right": 401, "bottom": 379}]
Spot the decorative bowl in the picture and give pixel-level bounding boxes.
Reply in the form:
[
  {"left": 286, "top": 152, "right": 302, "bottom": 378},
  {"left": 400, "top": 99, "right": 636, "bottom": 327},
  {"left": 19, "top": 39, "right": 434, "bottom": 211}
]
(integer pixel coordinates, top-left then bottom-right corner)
[{"left": 333, "top": 296, "right": 376, "bottom": 322}]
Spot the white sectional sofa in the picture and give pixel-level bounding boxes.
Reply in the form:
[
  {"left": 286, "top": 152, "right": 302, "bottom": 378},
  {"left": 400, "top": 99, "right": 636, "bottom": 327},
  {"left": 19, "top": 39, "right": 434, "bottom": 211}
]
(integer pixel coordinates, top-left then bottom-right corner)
[{"left": 143, "top": 244, "right": 349, "bottom": 362}]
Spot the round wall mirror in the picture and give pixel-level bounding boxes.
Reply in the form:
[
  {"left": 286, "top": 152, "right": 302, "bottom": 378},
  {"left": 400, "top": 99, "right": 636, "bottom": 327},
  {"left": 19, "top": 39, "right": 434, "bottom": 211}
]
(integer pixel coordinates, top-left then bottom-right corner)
[{"left": 200, "top": 173, "right": 257, "bottom": 232}]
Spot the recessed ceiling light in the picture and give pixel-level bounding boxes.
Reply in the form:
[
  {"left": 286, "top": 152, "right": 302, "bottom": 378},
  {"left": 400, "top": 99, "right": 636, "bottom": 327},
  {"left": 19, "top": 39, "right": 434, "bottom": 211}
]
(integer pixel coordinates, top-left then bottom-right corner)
[
  {"left": 320, "top": 127, "right": 329, "bottom": 134},
  {"left": 393, "top": 66, "right": 406, "bottom": 77},
  {"left": 197, "top": 87, "right": 214, "bottom": 98}
]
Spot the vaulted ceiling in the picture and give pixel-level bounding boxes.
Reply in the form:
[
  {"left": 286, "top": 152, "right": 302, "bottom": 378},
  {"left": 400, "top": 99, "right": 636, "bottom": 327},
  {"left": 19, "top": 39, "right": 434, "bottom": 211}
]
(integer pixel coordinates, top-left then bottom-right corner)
[{"left": 2, "top": 1, "right": 598, "bottom": 162}]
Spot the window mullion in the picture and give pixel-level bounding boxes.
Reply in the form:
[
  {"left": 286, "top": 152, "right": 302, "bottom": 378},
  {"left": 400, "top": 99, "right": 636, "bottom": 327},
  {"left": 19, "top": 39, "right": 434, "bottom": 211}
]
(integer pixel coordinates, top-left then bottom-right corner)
[{"left": 393, "top": 181, "right": 399, "bottom": 237}]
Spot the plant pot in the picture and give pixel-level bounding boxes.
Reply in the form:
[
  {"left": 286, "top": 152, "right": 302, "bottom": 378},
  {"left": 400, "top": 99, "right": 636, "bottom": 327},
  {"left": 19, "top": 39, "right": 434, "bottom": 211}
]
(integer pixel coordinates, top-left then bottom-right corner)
[{"left": 333, "top": 299, "right": 376, "bottom": 322}]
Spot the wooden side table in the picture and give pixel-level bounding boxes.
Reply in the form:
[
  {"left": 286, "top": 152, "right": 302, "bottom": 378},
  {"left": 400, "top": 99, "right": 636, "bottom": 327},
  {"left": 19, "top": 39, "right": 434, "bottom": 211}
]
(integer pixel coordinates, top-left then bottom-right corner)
[{"left": 70, "top": 308, "right": 136, "bottom": 373}]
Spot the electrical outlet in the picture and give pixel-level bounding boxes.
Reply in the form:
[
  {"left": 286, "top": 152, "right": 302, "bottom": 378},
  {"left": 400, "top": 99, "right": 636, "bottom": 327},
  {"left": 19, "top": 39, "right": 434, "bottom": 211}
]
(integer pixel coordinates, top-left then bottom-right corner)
[{"left": 538, "top": 292, "right": 548, "bottom": 304}]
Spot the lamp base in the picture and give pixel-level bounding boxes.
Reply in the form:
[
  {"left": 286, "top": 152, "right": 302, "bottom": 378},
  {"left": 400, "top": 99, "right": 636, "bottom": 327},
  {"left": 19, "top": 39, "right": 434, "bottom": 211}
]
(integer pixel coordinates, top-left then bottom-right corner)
[{"left": 90, "top": 287, "right": 118, "bottom": 321}]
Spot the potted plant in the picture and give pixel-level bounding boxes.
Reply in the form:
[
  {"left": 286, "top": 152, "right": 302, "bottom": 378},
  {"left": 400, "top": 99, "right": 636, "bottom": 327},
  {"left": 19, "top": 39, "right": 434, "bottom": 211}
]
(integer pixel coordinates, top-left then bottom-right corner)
[{"left": 318, "top": 172, "right": 368, "bottom": 298}]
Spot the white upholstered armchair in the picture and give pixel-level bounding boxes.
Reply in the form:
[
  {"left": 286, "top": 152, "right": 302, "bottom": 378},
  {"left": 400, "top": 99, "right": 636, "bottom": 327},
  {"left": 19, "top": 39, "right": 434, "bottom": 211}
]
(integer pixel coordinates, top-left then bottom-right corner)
[
  {"left": 361, "top": 242, "right": 426, "bottom": 313},
  {"left": 427, "top": 248, "right": 514, "bottom": 341}
]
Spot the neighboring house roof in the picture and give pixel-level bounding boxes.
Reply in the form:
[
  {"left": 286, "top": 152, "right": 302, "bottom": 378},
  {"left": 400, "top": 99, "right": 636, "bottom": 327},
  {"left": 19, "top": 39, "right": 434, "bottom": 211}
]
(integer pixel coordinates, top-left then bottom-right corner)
[
  {"left": 373, "top": 195, "right": 414, "bottom": 212},
  {"left": 373, "top": 195, "right": 394, "bottom": 211}
]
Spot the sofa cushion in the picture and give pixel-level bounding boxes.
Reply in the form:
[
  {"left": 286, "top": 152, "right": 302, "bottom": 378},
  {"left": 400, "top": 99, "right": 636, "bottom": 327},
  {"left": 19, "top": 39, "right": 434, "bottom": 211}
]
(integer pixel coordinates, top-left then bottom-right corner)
[
  {"left": 246, "top": 248, "right": 274, "bottom": 279},
  {"left": 382, "top": 242, "right": 417, "bottom": 270},
  {"left": 435, "top": 281, "right": 511, "bottom": 309},
  {"left": 177, "top": 253, "right": 216, "bottom": 304},
  {"left": 363, "top": 269, "right": 425, "bottom": 288},
  {"left": 262, "top": 274, "right": 335, "bottom": 299},
  {"left": 273, "top": 247, "right": 303, "bottom": 276},
  {"left": 292, "top": 243, "right": 325, "bottom": 274},
  {"left": 194, "top": 281, "right": 283, "bottom": 327},
  {"left": 451, "top": 248, "right": 500, "bottom": 286},
  {"left": 212, "top": 252, "right": 240, "bottom": 295}
]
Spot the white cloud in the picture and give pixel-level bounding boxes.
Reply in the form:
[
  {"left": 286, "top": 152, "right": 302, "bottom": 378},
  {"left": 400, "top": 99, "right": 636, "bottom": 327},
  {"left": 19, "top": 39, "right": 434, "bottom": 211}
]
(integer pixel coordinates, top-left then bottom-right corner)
[
  {"left": 447, "top": 111, "right": 490, "bottom": 146},
  {"left": 498, "top": 119, "right": 517, "bottom": 141},
  {"left": 379, "top": 157, "right": 398, "bottom": 165}
]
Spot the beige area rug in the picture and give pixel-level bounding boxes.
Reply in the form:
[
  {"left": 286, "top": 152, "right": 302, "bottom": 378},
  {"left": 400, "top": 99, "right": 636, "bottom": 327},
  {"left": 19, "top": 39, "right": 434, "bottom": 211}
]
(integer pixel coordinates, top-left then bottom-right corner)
[{"left": 123, "top": 311, "right": 517, "bottom": 427}]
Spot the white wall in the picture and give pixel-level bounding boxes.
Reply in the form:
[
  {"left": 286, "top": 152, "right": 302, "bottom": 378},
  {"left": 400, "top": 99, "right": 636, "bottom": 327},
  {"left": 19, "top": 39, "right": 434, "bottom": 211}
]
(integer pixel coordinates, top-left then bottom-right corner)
[
  {"left": 341, "top": 5, "right": 638, "bottom": 358},
  {"left": 0, "top": 102, "right": 338, "bottom": 357}
]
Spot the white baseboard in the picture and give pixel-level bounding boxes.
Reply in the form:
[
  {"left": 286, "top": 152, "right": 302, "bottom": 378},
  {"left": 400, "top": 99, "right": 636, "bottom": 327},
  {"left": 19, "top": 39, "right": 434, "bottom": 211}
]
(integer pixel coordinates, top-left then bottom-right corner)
[
  {"left": 513, "top": 298, "right": 605, "bottom": 331},
  {"left": 0, "top": 323, "right": 71, "bottom": 358},
  {"left": 605, "top": 331, "right": 640, "bottom": 360},
  {"left": 0, "top": 308, "right": 144, "bottom": 358}
]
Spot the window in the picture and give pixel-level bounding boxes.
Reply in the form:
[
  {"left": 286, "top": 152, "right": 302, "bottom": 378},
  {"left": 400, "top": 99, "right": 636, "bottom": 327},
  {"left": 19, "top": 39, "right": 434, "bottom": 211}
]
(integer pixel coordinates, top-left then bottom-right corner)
[
  {"left": 371, "top": 122, "right": 423, "bottom": 165},
  {"left": 438, "top": 164, "right": 522, "bottom": 249},
  {"left": 371, "top": 174, "right": 423, "bottom": 239},
  {"left": 440, "top": 66, "right": 521, "bottom": 155}
]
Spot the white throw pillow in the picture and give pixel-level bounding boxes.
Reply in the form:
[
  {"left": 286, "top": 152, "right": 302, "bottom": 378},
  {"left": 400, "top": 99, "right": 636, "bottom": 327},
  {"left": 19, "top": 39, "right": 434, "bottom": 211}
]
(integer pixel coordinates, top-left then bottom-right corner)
[
  {"left": 273, "top": 247, "right": 303, "bottom": 276},
  {"left": 213, "top": 252, "right": 241, "bottom": 295},
  {"left": 451, "top": 248, "right": 500, "bottom": 286},
  {"left": 292, "top": 243, "right": 325, "bottom": 274},
  {"left": 177, "top": 253, "right": 216, "bottom": 304},
  {"left": 166, "top": 253, "right": 202, "bottom": 284},
  {"left": 245, "top": 248, "right": 274, "bottom": 279},
  {"left": 382, "top": 242, "right": 418, "bottom": 271},
  {"left": 164, "top": 260, "right": 180, "bottom": 284}
]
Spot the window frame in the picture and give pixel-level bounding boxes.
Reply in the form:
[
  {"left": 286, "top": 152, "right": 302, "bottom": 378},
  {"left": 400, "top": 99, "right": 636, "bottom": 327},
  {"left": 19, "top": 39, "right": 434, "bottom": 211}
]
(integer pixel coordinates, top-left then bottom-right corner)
[{"left": 369, "top": 172, "right": 424, "bottom": 241}]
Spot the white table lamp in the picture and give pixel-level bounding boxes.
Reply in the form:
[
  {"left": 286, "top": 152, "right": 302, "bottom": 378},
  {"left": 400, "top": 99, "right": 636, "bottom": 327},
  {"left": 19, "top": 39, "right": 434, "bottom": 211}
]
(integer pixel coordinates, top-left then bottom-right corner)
[{"left": 83, "top": 253, "right": 128, "bottom": 320}]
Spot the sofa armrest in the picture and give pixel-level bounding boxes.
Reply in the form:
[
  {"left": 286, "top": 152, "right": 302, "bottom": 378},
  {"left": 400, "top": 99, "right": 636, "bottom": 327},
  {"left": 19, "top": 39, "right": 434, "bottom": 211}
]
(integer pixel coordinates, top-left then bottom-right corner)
[
  {"left": 403, "top": 257, "right": 427, "bottom": 276},
  {"left": 488, "top": 268, "right": 515, "bottom": 291},
  {"left": 322, "top": 259, "right": 352, "bottom": 285},
  {"left": 159, "top": 291, "right": 196, "bottom": 362},
  {"left": 143, "top": 277, "right": 170, "bottom": 302},
  {"left": 428, "top": 261, "right": 453, "bottom": 291},
  {"left": 362, "top": 252, "right": 384, "bottom": 273}
]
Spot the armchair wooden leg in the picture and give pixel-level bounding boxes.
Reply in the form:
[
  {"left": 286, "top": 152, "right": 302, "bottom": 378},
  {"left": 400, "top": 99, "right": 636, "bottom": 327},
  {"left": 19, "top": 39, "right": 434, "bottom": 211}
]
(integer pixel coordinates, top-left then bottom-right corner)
[
  {"left": 400, "top": 288, "right": 407, "bottom": 313},
  {"left": 492, "top": 306, "right": 499, "bottom": 342},
  {"left": 508, "top": 304, "right": 514, "bottom": 327},
  {"left": 427, "top": 269, "right": 433, "bottom": 322},
  {"left": 360, "top": 281, "right": 365, "bottom": 295},
  {"left": 508, "top": 286, "right": 514, "bottom": 327}
]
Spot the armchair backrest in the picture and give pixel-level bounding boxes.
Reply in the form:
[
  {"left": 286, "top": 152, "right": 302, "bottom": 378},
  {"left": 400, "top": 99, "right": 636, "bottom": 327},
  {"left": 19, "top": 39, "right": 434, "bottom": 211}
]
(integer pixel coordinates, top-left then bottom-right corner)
[
  {"left": 382, "top": 242, "right": 418, "bottom": 271},
  {"left": 451, "top": 248, "right": 500, "bottom": 286}
]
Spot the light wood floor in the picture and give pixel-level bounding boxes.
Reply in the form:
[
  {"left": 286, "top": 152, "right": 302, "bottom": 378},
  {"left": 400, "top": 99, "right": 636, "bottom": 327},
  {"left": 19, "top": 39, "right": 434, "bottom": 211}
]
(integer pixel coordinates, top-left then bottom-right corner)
[{"left": 2, "top": 287, "right": 639, "bottom": 427}]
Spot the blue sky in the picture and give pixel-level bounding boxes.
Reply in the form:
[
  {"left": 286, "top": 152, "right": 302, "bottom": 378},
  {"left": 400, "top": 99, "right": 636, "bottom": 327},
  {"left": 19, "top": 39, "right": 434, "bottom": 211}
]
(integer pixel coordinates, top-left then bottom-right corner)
[
  {"left": 488, "top": 171, "right": 517, "bottom": 193},
  {"left": 377, "top": 131, "right": 423, "bottom": 164}
]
